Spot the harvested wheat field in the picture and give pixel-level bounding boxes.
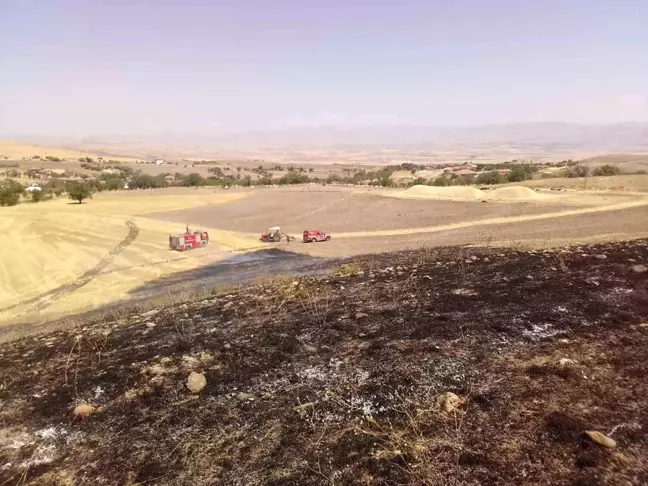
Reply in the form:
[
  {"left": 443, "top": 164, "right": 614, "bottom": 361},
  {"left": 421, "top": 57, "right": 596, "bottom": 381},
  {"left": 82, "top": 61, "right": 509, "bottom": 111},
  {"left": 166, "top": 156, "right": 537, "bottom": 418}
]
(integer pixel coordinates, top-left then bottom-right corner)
[
  {"left": 507, "top": 174, "right": 648, "bottom": 193},
  {"left": 2, "top": 184, "right": 648, "bottom": 330},
  {"left": 1, "top": 240, "right": 647, "bottom": 485},
  {"left": 0, "top": 190, "right": 260, "bottom": 326},
  {"left": 0, "top": 141, "right": 139, "bottom": 162}
]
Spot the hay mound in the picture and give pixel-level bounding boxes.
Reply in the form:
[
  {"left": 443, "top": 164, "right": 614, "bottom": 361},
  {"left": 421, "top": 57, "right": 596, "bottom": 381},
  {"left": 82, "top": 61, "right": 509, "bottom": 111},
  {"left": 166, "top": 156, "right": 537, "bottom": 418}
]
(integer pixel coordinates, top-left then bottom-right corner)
[
  {"left": 401, "top": 185, "right": 486, "bottom": 200},
  {"left": 488, "top": 186, "right": 541, "bottom": 201}
]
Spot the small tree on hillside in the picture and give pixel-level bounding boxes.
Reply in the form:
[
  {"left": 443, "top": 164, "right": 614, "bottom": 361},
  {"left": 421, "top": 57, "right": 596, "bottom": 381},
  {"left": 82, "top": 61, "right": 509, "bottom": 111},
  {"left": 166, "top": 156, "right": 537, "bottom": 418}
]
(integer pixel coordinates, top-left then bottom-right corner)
[
  {"left": 593, "top": 164, "right": 622, "bottom": 176},
  {"left": 67, "top": 182, "right": 93, "bottom": 203}
]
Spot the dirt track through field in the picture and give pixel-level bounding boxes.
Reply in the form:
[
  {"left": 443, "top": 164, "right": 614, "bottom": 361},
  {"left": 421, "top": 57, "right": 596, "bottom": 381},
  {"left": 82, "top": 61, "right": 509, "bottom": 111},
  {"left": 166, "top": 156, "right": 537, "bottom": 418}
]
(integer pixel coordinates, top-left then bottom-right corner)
[
  {"left": 0, "top": 221, "right": 140, "bottom": 314},
  {"left": 334, "top": 198, "right": 648, "bottom": 239}
]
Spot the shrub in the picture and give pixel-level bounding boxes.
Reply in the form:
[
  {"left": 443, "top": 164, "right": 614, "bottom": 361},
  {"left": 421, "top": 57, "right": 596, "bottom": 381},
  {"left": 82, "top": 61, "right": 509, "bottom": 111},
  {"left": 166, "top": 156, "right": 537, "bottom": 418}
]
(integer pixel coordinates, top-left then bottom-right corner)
[
  {"left": 31, "top": 190, "right": 46, "bottom": 202},
  {"left": 129, "top": 174, "right": 168, "bottom": 189},
  {"left": 475, "top": 171, "right": 508, "bottom": 185},
  {"left": 0, "top": 189, "right": 20, "bottom": 206},
  {"left": 564, "top": 165, "right": 588, "bottom": 178},
  {"left": 336, "top": 263, "right": 362, "bottom": 277},
  {"left": 278, "top": 172, "right": 310, "bottom": 185},
  {"left": 67, "top": 182, "right": 93, "bottom": 203},
  {"left": 508, "top": 166, "right": 534, "bottom": 182},
  {"left": 182, "top": 173, "right": 205, "bottom": 187},
  {"left": 593, "top": 164, "right": 622, "bottom": 176},
  {"left": 409, "top": 177, "right": 429, "bottom": 187},
  {"left": 104, "top": 178, "right": 124, "bottom": 191},
  {"left": 433, "top": 176, "right": 451, "bottom": 186}
]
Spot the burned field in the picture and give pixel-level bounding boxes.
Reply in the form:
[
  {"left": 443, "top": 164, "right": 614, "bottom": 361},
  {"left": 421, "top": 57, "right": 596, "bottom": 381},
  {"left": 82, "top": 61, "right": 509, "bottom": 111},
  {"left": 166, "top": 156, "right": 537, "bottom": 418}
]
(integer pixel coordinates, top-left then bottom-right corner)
[{"left": 1, "top": 241, "right": 647, "bottom": 485}]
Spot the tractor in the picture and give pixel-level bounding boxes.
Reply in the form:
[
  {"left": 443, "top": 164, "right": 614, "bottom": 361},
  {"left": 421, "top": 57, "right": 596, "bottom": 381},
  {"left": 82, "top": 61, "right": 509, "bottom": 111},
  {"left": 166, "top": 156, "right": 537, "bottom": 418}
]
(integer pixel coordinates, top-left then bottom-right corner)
[{"left": 260, "top": 226, "right": 296, "bottom": 243}]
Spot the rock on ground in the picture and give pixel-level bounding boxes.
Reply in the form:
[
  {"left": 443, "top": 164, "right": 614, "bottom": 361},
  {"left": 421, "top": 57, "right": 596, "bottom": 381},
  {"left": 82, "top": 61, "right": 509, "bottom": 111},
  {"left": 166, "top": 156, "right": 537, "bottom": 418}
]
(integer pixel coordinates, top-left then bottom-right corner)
[
  {"left": 585, "top": 430, "right": 617, "bottom": 448},
  {"left": 186, "top": 371, "right": 207, "bottom": 393}
]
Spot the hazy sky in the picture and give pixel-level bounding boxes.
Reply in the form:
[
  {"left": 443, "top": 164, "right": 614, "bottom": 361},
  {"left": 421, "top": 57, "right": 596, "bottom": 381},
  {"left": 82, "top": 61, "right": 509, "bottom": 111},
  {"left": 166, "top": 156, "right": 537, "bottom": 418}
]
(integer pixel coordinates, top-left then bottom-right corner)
[{"left": 1, "top": 0, "right": 647, "bottom": 136}]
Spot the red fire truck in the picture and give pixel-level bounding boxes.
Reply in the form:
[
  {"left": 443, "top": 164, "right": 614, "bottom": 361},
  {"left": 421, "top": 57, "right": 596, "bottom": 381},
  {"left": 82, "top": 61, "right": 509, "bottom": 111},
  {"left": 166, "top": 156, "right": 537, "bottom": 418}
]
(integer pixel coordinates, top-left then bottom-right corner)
[{"left": 169, "top": 230, "right": 209, "bottom": 251}]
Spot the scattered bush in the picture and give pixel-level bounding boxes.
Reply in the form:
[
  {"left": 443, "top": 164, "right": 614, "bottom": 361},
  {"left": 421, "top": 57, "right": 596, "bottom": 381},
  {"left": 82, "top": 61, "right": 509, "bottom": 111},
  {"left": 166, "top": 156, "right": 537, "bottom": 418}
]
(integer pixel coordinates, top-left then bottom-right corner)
[
  {"left": 0, "top": 189, "right": 20, "bottom": 206},
  {"left": 30, "top": 190, "right": 47, "bottom": 203},
  {"left": 593, "top": 164, "right": 622, "bottom": 176},
  {"left": 129, "top": 174, "right": 168, "bottom": 189},
  {"left": 475, "top": 171, "right": 508, "bottom": 185},
  {"left": 564, "top": 165, "right": 588, "bottom": 178}
]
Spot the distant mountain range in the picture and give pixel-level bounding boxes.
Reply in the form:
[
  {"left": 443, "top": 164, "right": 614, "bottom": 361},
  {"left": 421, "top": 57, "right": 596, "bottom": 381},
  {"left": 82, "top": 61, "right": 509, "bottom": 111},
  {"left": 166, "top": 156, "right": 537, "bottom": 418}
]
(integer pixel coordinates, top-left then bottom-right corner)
[{"left": 6, "top": 122, "right": 648, "bottom": 164}]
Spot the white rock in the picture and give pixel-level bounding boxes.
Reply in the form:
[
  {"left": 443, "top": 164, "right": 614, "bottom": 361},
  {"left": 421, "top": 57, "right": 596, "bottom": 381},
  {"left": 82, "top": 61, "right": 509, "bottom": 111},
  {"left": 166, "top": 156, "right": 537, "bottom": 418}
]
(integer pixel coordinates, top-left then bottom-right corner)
[{"left": 186, "top": 372, "right": 207, "bottom": 393}]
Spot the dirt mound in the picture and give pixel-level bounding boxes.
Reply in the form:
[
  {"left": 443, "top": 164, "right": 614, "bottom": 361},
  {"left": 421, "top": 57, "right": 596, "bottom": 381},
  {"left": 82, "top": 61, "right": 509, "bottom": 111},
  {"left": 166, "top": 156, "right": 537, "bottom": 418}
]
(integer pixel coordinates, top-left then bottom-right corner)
[
  {"left": 401, "top": 184, "right": 486, "bottom": 200},
  {"left": 488, "top": 186, "right": 541, "bottom": 201}
]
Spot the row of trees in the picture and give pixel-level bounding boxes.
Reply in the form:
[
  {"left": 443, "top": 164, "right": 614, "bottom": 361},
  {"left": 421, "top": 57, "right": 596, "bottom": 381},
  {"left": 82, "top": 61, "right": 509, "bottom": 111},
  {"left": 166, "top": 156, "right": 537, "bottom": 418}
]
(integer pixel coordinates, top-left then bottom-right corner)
[
  {"left": 0, "top": 179, "right": 93, "bottom": 206},
  {"left": 564, "top": 164, "right": 622, "bottom": 178}
]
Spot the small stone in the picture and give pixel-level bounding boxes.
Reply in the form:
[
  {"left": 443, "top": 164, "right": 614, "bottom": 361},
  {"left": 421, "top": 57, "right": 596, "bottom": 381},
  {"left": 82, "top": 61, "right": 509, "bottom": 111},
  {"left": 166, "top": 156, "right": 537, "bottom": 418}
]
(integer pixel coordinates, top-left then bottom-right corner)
[
  {"left": 236, "top": 392, "right": 255, "bottom": 402},
  {"left": 559, "top": 358, "right": 576, "bottom": 366},
  {"left": 141, "top": 309, "right": 160, "bottom": 318},
  {"left": 631, "top": 264, "right": 647, "bottom": 274},
  {"left": 73, "top": 403, "right": 96, "bottom": 418},
  {"left": 612, "top": 452, "right": 633, "bottom": 464},
  {"left": 355, "top": 312, "right": 369, "bottom": 320},
  {"left": 146, "top": 322, "right": 156, "bottom": 328},
  {"left": 470, "top": 256, "right": 478, "bottom": 261},
  {"left": 594, "top": 254, "right": 607, "bottom": 260},
  {"left": 585, "top": 431, "right": 616, "bottom": 448},
  {"left": 186, "top": 372, "right": 207, "bottom": 393},
  {"left": 437, "top": 392, "right": 462, "bottom": 413}
]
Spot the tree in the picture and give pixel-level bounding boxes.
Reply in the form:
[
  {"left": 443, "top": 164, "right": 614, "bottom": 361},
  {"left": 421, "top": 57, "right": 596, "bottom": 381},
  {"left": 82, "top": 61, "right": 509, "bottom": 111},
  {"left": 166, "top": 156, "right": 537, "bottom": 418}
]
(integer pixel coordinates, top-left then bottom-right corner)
[
  {"left": 67, "top": 182, "right": 93, "bottom": 203},
  {"left": 433, "top": 176, "right": 451, "bottom": 186},
  {"left": 105, "top": 178, "right": 125, "bottom": 191},
  {"left": 31, "top": 189, "right": 48, "bottom": 202},
  {"left": 182, "top": 173, "right": 205, "bottom": 187},
  {"left": 593, "top": 164, "right": 622, "bottom": 176},
  {"left": 565, "top": 165, "right": 588, "bottom": 178},
  {"left": 508, "top": 167, "right": 532, "bottom": 182},
  {"left": 476, "top": 171, "right": 508, "bottom": 185},
  {"left": 0, "top": 189, "right": 20, "bottom": 206}
]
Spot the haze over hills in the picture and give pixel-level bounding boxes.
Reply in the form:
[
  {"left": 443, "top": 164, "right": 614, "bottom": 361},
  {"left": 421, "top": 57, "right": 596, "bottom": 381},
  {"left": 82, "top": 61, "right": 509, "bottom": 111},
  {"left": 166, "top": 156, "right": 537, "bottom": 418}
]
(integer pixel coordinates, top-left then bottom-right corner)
[{"left": 4, "top": 122, "right": 648, "bottom": 165}]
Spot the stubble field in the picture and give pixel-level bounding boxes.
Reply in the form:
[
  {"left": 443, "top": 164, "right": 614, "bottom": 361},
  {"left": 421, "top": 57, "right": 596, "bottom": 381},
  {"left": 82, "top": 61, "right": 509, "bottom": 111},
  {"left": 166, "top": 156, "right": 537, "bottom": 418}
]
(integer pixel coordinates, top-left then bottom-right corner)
[{"left": 1, "top": 183, "right": 647, "bottom": 331}]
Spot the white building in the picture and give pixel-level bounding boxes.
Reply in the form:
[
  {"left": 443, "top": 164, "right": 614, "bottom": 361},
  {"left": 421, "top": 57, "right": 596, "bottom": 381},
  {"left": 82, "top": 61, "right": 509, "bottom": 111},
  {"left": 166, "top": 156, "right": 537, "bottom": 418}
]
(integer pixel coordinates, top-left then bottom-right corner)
[{"left": 25, "top": 183, "right": 42, "bottom": 192}]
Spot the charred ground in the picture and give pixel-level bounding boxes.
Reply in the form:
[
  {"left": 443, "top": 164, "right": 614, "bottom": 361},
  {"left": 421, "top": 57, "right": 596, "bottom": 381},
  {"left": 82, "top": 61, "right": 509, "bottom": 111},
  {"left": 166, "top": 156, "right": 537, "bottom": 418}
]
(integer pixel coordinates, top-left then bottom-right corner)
[{"left": 1, "top": 241, "right": 647, "bottom": 485}]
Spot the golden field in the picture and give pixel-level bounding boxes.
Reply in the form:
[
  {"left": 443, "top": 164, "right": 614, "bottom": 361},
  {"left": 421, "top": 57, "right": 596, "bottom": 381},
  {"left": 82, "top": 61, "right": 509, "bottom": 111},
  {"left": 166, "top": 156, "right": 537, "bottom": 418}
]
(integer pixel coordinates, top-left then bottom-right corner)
[{"left": 0, "top": 190, "right": 259, "bottom": 324}]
